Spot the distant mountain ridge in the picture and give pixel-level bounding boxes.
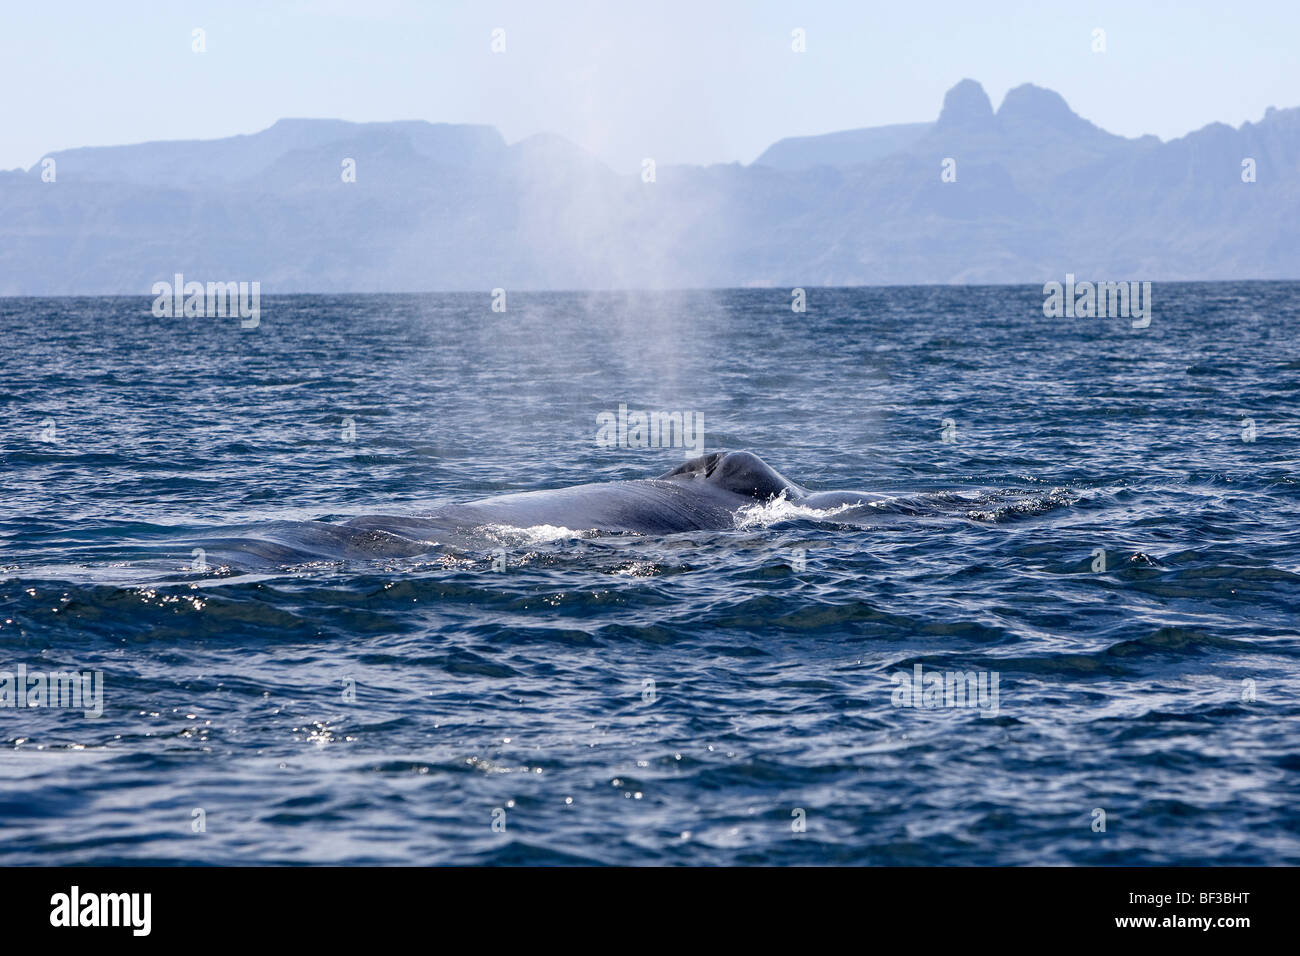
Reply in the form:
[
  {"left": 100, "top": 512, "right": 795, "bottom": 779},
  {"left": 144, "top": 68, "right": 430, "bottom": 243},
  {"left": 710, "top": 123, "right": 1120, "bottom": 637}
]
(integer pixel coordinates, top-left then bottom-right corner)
[
  {"left": 2, "top": 80, "right": 1297, "bottom": 293},
  {"left": 22, "top": 119, "right": 510, "bottom": 186},
  {"left": 754, "top": 122, "right": 932, "bottom": 171}
]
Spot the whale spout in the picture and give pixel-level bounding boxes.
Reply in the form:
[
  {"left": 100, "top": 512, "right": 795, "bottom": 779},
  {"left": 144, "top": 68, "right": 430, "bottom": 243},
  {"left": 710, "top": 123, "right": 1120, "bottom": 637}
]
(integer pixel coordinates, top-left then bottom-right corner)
[{"left": 659, "top": 451, "right": 804, "bottom": 501}]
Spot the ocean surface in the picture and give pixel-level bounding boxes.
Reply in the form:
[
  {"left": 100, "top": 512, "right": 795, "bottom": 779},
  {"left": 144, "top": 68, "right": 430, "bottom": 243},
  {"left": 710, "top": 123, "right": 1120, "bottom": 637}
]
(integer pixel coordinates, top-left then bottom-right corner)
[{"left": 1, "top": 284, "right": 1297, "bottom": 865}]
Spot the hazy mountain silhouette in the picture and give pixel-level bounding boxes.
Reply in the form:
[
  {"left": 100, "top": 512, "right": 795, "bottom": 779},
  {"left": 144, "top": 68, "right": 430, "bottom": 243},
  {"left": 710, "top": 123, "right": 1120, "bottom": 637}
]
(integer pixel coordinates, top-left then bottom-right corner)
[
  {"left": 2, "top": 80, "right": 1296, "bottom": 293},
  {"left": 754, "top": 122, "right": 931, "bottom": 170}
]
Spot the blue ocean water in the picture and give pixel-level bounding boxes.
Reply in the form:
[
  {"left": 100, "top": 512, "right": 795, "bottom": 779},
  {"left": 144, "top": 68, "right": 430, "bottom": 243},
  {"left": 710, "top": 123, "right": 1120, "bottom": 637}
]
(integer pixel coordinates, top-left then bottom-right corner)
[{"left": 1, "top": 284, "right": 1297, "bottom": 865}]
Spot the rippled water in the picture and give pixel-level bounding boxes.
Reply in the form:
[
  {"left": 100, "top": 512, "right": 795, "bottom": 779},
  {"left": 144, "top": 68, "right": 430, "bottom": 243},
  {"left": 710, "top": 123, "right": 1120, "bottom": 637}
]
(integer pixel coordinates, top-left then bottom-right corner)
[{"left": 1, "top": 285, "right": 1298, "bottom": 864}]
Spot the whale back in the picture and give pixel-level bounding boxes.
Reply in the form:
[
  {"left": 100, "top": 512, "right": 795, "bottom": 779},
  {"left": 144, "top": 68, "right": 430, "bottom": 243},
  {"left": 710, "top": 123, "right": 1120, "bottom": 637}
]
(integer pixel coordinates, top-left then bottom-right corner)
[{"left": 659, "top": 451, "right": 803, "bottom": 501}]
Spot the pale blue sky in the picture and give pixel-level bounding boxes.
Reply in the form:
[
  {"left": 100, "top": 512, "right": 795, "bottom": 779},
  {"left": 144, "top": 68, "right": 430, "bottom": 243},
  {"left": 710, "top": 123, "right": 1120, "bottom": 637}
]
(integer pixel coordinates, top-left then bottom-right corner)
[{"left": 2, "top": 0, "right": 1297, "bottom": 172}]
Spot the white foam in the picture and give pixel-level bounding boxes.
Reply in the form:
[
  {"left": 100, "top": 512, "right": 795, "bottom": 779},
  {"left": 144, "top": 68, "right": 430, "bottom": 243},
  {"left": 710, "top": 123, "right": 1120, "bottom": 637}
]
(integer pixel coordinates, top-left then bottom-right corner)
[
  {"left": 612, "top": 562, "right": 659, "bottom": 577},
  {"left": 732, "top": 492, "right": 862, "bottom": 529},
  {"left": 479, "top": 523, "right": 590, "bottom": 546}
]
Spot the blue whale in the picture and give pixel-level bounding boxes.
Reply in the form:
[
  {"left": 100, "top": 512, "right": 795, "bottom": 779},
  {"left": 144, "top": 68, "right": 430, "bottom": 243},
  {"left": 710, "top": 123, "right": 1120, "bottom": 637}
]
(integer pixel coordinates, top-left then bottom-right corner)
[
  {"left": 189, "top": 452, "right": 884, "bottom": 568},
  {"left": 345, "top": 450, "right": 882, "bottom": 538}
]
